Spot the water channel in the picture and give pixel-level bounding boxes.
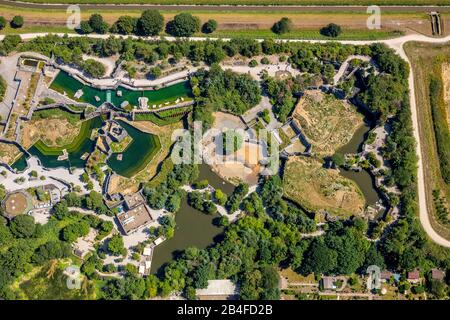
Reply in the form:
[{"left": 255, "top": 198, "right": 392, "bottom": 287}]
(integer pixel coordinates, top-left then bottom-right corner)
[{"left": 50, "top": 70, "right": 192, "bottom": 108}]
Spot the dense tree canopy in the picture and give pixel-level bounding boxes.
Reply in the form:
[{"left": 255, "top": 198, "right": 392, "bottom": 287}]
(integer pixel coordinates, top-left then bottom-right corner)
[
  {"left": 166, "top": 13, "right": 200, "bottom": 37},
  {"left": 137, "top": 10, "right": 164, "bottom": 36}
]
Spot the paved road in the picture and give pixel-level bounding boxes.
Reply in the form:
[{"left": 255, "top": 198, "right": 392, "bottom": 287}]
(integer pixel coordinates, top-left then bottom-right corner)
[
  {"left": 1, "top": 31, "right": 450, "bottom": 247},
  {"left": 1, "top": 0, "right": 450, "bottom": 12}
]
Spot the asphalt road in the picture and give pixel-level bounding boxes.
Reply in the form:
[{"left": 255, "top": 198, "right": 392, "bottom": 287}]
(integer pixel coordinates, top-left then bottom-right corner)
[{"left": 1, "top": 0, "right": 450, "bottom": 12}]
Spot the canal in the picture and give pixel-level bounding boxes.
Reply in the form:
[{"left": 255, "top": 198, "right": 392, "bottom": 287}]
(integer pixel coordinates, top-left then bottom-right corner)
[
  {"left": 50, "top": 70, "right": 192, "bottom": 108},
  {"left": 150, "top": 163, "right": 234, "bottom": 274}
]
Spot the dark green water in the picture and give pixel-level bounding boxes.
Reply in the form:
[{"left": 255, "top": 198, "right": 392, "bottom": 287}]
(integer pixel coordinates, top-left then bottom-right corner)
[
  {"left": 337, "top": 123, "right": 370, "bottom": 155},
  {"left": 337, "top": 123, "right": 381, "bottom": 206},
  {"left": 107, "top": 120, "right": 161, "bottom": 178},
  {"left": 50, "top": 71, "right": 192, "bottom": 108},
  {"left": 150, "top": 164, "right": 230, "bottom": 274},
  {"left": 11, "top": 154, "right": 29, "bottom": 172},
  {"left": 28, "top": 117, "right": 103, "bottom": 169}
]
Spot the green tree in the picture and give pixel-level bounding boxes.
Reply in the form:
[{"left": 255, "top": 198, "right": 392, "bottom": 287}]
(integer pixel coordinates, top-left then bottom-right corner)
[
  {"left": 214, "top": 189, "right": 227, "bottom": 206},
  {"left": 271, "top": 17, "right": 292, "bottom": 35},
  {"left": 0, "top": 17, "right": 6, "bottom": 30},
  {"left": 137, "top": 10, "right": 164, "bottom": 36},
  {"left": 112, "top": 16, "right": 137, "bottom": 35},
  {"left": 202, "top": 19, "right": 218, "bottom": 34},
  {"left": 302, "top": 239, "right": 337, "bottom": 275},
  {"left": 108, "top": 234, "right": 125, "bottom": 256},
  {"left": 10, "top": 215, "right": 35, "bottom": 238},
  {"left": 78, "top": 21, "right": 93, "bottom": 34},
  {"left": 88, "top": 14, "right": 109, "bottom": 34},
  {"left": 166, "top": 13, "right": 200, "bottom": 37},
  {"left": 320, "top": 23, "right": 342, "bottom": 38},
  {"left": 10, "top": 16, "right": 24, "bottom": 29}
]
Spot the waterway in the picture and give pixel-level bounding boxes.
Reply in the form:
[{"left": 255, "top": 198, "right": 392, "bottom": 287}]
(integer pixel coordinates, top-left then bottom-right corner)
[
  {"left": 107, "top": 120, "right": 161, "bottom": 178},
  {"left": 50, "top": 70, "right": 192, "bottom": 108},
  {"left": 150, "top": 163, "right": 233, "bottom": 274}
]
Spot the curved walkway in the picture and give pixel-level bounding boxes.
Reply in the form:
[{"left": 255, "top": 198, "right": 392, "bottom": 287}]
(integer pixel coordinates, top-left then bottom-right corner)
[{"left": 2, "top": 32, "right": 450, "bottom": 246}]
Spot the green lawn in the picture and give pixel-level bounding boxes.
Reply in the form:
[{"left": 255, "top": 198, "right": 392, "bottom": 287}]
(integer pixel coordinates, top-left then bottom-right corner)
[{"left": 1, "top": 24, "right": 402, "bottom": 40}]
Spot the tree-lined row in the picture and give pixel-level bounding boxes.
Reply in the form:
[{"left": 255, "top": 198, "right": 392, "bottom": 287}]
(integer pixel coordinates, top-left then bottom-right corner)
[{"left": 78, "top": 11, "right": 217, "bottom": 38}]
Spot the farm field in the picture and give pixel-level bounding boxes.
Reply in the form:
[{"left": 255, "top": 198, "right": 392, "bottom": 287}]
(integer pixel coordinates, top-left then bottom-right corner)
[
  {"left": 5, "top": 0, "right": 449, "bottom": 5},
  {"left": 283, "top": 156, "right": 365, "bottom": 217},
  {"left": 0, "top": 5, "right": 443, "bottom": 38},
  {"left": 405, "top": 42, "right": 450, "bottom": 240},
  {"left": 292, "top": 91, "right": 364, "bottom": 156}
]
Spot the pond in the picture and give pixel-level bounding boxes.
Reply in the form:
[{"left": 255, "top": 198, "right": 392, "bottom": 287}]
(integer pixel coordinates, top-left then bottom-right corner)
[
  {"left": 11, "top": 153, "right": 29, "bottom": 172},
  {"left": 150, "top": 163, "right": 233, "bottom": 274},
  {"left": 337, "top": 123, "right": 382, "bottom": 207},
  {"left": 50, "top": 70, "right": 192, "bottom": 108},
  {"left": 107, "top": 120, "right": 161, "bottom": 178},
  {"left": 27, "top": 116, "right": 103, "bottom": 169}
]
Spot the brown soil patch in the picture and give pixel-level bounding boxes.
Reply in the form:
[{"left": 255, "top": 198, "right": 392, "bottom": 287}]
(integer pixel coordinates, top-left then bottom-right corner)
[
  {"left": 3, "top": 191, "right": 31, "bottom": 217},
  {"left": 293, "top": 90, "right": 363, "bottom": 156},
  {"left": 21, "top": 118, "right": 80, "bottom": 149},
  {"left": 0, "top": 142, "right": 23, "bottom": 165},
  {"left": 283, "top": 156, "right": 365, "bottom": 217}
]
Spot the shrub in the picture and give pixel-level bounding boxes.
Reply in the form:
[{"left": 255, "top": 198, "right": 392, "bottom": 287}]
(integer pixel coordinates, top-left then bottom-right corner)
[
  {"left": 10, "top": 16, "right": 24, "bottom": 29},
  {"left": 202, "top": 19, "right": 218, "bottom": 34},
  {"left": 0, "top": 16, "right": 6, "bottom": 30},
  {"left": 248, "top": 59, "right": 258, "bottom": 67},
  {"left": 82, "top": 59, "right": 106, "bottom": 78},
  {"left": 320, "top": 23, "right": 342, "bottom": 38},
  {"left": 260, "top": 57, "right": 270, "bottom": 65},
  {"left": 78, "top": 21, "right": 93, "bottom": 34},
  {"left": 271, "top": 17, "right": 293, "bottom": 35},
  {"left": 193, "top": 179, "right": 209, "bottom": 189}
]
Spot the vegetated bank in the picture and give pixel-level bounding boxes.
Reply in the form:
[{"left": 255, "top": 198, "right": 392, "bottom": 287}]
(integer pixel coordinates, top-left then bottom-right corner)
[{"left": 405, "top": 42, "right": 450, "bottom": 239}]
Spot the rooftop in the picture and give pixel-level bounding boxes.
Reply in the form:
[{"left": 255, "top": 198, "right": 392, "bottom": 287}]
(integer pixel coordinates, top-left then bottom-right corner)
[
  {"left": 117, "top": 202, "right": 154, "bottom": 235},
  {"left": 123, "top": 192, "right": 146, "bottom": 210},
  {"left": 431, "top": 268, "right": 445, "bottom": 281},
  {"left": 196, "top": 280, "right": 238, "bottom": 299}
]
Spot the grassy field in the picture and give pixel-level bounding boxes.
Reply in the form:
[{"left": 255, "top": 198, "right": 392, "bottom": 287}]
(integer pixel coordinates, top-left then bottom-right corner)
[
  {"left": 405, "top": 42, "right": 450, "bottom": 240},
  {"left": 31, "top": 116, "right": 99, "bottom": 155},
  {"left": 0, "top": 5, "right": 435, "bottom": 38},
  {"left": 283, "top": 156, "right": 365, "bottom": 217},
  {"left": 8, "top": 0, "right": 449, "bottom": 5},
  {"left": 292, "top": 91, "right": 364, "bottom": 156}
]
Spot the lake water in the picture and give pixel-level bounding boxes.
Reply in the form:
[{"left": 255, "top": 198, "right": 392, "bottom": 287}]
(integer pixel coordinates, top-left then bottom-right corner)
[{"left": 150, "top": 164, "right": 233, "bottom": 274}]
